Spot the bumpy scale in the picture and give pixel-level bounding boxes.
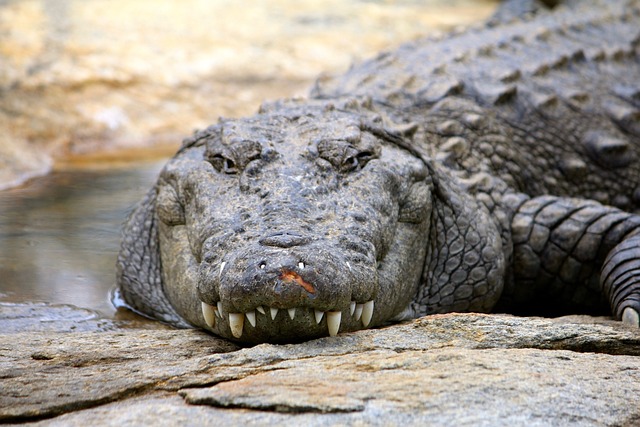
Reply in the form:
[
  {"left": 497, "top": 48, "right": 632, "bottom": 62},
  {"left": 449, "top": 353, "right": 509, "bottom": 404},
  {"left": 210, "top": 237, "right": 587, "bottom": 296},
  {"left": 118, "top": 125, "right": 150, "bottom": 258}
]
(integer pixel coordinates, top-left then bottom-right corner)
[{"left": 117, "top": 0, "right": 640, "bottom": 343}]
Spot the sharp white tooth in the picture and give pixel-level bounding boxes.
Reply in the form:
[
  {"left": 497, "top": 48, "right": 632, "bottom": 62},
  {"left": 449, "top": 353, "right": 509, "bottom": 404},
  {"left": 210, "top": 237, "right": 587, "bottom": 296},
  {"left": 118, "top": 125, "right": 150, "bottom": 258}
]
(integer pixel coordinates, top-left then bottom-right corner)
[
  {"left": 288, "top": 308, "right": 296, "bottom": 319},
  {"left": 327, "top": 311, "right": 341, "bottom": 337},
  {"left": 314, "top": 309, "right": 324, "bottom": 324},
  {"left": 219, "top": 261, "right": 226, "bottom": 277},
  {"left": 362, "top": 300, "right": 374, "bottom": 327},
  {"left": 201, "top": 302, "right": 215, "bottom": 328},
  {"left": 217, "top": 301, "right": 223, "bottom": 318},
  {"left": 354, "top": 303, "right": 364, "bottom": 321},
  {"left": 256, "top": 305, "right": 266, "bottom": 315},
  {"left": 270, "top": 307, "right": 279, "bottom": 319},
  {"left": 298, "top": 262, "right": 305, "bottom": 269},
  {"left": 246, "top": 310, "right": 256, "bottom": 327},
  {"left": 350, "top": 301, "right": 356, "bottom": 316},
  {"left": 229, "top": 313, "right": 244, "bottom": 338}
]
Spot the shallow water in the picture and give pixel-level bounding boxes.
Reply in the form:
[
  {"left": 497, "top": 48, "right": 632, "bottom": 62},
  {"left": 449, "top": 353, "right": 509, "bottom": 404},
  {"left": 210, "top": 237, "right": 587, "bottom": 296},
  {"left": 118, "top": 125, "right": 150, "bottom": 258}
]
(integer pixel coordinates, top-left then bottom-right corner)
[{"left": 0, "top": 160, "right": 166, "bottom": 317}]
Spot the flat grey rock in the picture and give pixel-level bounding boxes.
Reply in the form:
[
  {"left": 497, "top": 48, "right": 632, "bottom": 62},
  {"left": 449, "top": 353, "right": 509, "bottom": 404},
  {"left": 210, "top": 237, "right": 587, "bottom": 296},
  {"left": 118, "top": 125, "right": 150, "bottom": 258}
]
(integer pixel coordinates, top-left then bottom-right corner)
[
  {"left": 2, "top": 307, "right": 639, "bottom": 425},
  {"left": 0, "top": 328, "right": 238, "bottom": 421},
  {"left": 0, "top": 302, "right": 153, "bottom": 333},
  {"left": 181, "top": 347, "right": 640, "bottom": 425}
]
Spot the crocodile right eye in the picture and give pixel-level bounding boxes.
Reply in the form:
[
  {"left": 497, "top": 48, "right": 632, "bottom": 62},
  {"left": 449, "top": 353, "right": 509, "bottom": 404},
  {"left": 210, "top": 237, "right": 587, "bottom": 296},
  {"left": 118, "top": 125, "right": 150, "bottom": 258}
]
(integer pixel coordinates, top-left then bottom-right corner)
[
  {"left": 208, "top": 154, "right": 238, "bottom": 175},
  {"left": 341, "top": 150, "right": 376, "bottom": 173}
]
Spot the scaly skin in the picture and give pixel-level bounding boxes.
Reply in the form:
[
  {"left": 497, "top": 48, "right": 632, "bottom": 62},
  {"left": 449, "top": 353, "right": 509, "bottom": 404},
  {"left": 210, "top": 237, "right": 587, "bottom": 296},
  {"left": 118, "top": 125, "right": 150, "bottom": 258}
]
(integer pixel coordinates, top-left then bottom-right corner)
[{"left": 117, "top": 0, "right": 640, "bottom": 343}]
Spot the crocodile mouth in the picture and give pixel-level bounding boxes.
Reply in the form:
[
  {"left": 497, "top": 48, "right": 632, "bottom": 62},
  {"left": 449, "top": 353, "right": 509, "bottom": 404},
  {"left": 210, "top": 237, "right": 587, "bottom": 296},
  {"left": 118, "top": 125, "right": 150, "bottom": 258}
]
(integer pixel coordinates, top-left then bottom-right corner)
[
  {"left": 194, "top": 240, "right": 380, "bottom": 342},
  {"left": 200, "top": 298, "right": 375, "bottom": 340}
]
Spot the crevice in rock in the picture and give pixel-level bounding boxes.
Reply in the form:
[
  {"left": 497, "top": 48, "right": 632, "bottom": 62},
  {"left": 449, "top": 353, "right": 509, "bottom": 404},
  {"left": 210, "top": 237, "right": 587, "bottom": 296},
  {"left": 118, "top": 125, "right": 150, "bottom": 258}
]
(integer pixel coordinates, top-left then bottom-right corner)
[
  {"left": 621, "top": 413, "right": 640, "bottom": 427},
  {"left": 0, "top": 384, "right": 157, "bottom": 424},
  {"left": 536, "top": 338, "right": 640, "bottom": 356},
  {"left": 180, "top": 398, "right": 365, "bottom": 415},
  {"left": 473, "top": 335, "right": 640, "bottom": 356},
  {"left": 0, "top": 364, "right": 236, "bottom": 424},
  {"left": 171, "top": 366, "right": 290, "bottom": 392}
]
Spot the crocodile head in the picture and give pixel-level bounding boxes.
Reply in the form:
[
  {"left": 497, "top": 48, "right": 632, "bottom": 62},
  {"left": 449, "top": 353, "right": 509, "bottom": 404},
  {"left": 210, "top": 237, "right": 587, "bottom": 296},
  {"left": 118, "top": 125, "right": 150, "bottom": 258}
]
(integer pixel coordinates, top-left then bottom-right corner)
[{"left": 151, "top": 102, "right": 434, "bottom": 343}]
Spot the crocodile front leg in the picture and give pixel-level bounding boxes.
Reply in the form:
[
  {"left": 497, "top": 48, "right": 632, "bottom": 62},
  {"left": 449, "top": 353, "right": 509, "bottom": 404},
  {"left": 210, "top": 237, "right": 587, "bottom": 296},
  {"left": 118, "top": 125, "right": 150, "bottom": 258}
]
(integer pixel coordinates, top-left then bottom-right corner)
[{"left": 504, "top": 196, "right": 640, "bottom": 326}]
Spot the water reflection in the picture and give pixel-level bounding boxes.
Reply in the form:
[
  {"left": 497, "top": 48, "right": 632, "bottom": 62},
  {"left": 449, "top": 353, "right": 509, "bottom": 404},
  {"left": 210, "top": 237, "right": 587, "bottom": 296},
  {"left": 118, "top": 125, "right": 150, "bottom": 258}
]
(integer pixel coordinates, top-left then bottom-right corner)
[{"left": 0, "top": 160, "right": 166, "bottom": 316}]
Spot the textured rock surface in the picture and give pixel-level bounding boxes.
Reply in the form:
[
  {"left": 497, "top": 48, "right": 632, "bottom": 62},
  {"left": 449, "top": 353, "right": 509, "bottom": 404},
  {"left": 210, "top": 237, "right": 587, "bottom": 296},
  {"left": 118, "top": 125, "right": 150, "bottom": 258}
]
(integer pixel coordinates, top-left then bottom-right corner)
[
  {"left": 0, "top": 302, "right": 171, "bottom": 333},
  {"left": 0, "top": 0, "right": 497, "bottom": 189},
  {"left": 2, "top": 304, "right": 639, "bottom": 425},
  {"left": 0, "top": 304, "right": 239, "bottom": 422}
]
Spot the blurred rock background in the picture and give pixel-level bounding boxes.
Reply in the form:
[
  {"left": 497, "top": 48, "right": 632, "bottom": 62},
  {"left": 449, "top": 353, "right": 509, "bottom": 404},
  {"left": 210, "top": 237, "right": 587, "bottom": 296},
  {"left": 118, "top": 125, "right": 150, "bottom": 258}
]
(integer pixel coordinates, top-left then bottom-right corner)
[{"left": 0, "top": 0, "right": 498, "bottom": 189}]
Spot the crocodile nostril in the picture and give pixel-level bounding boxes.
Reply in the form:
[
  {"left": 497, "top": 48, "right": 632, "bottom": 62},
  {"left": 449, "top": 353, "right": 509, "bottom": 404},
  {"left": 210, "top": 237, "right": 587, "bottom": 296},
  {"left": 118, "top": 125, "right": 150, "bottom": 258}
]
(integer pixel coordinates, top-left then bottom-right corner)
[{"left": 259, "top": 231, "right": 311, "bottom": 248}]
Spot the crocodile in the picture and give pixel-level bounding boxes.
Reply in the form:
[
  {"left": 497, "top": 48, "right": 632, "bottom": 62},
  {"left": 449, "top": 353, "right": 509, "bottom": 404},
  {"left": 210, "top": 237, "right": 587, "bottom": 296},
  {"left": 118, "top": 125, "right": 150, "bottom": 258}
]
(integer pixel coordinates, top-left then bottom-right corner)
[{"left": 116, "top": 0, "right": 640, "bottom": 343}]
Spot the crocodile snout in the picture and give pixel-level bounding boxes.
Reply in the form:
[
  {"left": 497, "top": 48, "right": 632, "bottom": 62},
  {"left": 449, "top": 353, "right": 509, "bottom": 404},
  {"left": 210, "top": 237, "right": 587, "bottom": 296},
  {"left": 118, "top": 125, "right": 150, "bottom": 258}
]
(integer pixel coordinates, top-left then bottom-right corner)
[{"left": 197, "top": 241, "right": 377, "bottom": 342}]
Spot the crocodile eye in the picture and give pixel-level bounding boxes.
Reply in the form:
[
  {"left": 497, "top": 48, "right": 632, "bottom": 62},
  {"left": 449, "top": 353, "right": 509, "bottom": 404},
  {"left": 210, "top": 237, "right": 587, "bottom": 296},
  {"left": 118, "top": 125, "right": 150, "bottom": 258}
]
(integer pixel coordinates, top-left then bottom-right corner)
[
  {"left": 342, "top": 151, "right": 375, "bottom": 173},
  {"left": 318, "top": 137, "right": 380, "bottom": 173},
  {"left": 208, "top": 154, "right": 238, "bottom": 175}
]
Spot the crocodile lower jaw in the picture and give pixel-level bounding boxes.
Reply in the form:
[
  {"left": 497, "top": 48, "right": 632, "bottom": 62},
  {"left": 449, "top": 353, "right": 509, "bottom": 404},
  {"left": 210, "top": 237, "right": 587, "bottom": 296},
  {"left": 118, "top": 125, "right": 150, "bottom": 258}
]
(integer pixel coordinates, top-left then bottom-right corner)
[{"left": 201, "top": 300, "right": 375, "bottom": 339}]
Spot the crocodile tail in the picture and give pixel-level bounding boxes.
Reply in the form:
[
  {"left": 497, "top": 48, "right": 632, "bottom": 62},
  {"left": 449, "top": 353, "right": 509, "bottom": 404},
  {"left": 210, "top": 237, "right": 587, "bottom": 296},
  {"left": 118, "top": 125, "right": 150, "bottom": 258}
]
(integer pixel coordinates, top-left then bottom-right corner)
[{"left": 504, "top": 195, "right": 640, "bottom": 324}]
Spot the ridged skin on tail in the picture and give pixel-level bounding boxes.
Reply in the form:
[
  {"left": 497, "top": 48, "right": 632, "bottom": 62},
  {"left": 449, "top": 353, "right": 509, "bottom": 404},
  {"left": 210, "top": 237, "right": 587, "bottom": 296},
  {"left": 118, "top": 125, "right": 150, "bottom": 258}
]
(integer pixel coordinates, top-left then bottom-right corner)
[{"left": 504, "top": 196, "right": 640, "bottom": 325}]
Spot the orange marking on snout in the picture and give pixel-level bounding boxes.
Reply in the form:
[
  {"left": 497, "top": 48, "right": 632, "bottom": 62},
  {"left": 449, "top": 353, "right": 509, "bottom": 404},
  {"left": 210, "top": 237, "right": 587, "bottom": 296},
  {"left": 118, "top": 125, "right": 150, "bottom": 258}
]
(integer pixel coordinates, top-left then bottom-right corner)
[{"left": 279, "top": 269, "right": 316, "bottom": 294}]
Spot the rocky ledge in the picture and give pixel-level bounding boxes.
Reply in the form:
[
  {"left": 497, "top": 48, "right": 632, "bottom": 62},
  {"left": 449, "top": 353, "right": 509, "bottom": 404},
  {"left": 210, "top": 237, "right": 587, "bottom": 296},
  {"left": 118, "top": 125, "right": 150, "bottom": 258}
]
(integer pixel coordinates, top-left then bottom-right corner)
[{"left": 1, "top": 303, "right": 639, "bottom": 426}]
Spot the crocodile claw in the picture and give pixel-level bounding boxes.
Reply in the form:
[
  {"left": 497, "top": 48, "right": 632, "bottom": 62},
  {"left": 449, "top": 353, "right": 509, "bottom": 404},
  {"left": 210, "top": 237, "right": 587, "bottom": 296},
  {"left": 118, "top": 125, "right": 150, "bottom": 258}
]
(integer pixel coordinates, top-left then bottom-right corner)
[{"left": 621, "top": 307, "right": 640, "bottom": 327}]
